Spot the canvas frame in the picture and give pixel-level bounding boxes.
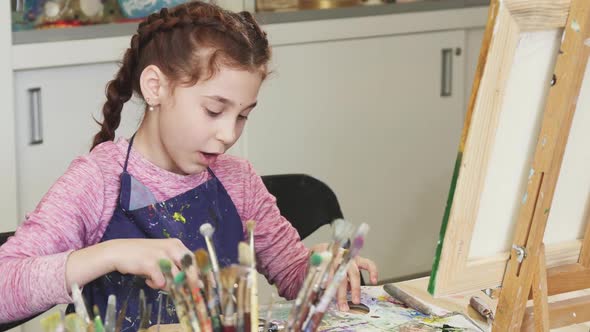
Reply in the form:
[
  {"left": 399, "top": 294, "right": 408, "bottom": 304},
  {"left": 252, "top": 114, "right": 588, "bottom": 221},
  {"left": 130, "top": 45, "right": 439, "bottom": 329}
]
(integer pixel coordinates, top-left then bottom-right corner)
[{"left": 427, "top": 0, "right": 586, "bottom": 297}]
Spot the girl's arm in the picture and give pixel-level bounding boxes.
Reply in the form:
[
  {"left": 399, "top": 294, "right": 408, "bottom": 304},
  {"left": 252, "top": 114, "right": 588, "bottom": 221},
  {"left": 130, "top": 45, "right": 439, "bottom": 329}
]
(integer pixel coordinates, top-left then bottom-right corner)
[{"left": 0, "top": 157, "right": 105, "bottom": 323}]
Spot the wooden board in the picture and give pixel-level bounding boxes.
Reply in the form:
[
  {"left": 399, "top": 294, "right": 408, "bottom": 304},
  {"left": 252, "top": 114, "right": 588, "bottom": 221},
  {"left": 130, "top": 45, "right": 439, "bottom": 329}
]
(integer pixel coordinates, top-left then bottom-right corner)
[{"left": 429, "top": 0, "right": 590, "bottom": 297}]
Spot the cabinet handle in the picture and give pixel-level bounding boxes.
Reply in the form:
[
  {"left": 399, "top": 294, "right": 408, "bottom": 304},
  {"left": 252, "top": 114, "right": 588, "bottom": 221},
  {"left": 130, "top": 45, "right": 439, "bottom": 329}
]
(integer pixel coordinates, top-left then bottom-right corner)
[
  {"left": 28, "top": 87, "right": 43, "bottom": 145},
  {"left": 441, "top": 48, "right": 453, "bottom": 97}
]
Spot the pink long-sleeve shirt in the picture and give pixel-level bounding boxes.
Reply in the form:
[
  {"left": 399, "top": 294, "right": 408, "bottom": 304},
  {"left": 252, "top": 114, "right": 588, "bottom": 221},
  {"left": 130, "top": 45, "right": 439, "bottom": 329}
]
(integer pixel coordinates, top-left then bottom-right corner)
[{"left": 0, "top": 138, "right": 309, "bottom": 322}]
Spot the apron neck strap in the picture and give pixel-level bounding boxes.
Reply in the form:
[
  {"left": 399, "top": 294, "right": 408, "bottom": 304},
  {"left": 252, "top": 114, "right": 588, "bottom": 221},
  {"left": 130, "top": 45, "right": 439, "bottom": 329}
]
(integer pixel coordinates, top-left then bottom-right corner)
[{"left": 123, "top": 133, "right": 136, "bottom": 172}]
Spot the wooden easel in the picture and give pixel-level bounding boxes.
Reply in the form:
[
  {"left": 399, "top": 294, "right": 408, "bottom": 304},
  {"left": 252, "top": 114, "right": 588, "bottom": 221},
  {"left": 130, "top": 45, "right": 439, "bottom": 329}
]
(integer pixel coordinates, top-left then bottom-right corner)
[{"left": 492, "top": 0, "right": 590, "bottom": 330}]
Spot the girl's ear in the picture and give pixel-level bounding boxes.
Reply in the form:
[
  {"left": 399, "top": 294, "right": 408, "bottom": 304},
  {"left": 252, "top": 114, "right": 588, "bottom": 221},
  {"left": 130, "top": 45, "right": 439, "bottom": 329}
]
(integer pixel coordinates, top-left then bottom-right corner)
[{"left": 139, "top": 65, "right": 168, "bottom": 106}]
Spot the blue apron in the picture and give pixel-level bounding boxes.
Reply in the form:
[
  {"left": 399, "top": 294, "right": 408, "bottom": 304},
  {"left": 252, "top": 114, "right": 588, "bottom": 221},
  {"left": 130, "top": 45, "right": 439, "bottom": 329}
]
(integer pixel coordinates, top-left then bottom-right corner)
[{"left": 67, "top": 135, "right": 244, "bottom": 331}]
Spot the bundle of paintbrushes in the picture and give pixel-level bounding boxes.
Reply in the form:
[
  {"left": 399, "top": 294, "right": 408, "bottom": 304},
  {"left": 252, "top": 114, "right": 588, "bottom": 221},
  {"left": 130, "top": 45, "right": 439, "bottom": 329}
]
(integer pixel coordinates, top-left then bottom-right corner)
[
  {"left": 283, "top": 220, "right": 369, "bottom": 332},
  {"left": 40, "top": 219, "right": 369, "bottom": 332}
]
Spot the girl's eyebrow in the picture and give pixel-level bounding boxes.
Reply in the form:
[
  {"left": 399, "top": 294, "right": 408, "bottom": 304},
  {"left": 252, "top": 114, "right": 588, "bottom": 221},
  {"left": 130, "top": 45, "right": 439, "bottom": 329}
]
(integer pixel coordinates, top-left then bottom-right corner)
[{"left": 205, "top": 95, "right": 257, "bottom": 110}]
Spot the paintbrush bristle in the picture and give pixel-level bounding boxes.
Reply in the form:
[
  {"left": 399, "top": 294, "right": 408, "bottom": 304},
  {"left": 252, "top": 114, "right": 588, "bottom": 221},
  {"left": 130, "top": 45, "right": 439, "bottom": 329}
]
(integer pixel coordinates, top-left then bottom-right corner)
[
  {"left": 246, "top": 220, "right": 256, "bottom": 233},
  {"left": 174, "top": 271, "right": 186, "bottom": 285},
  {"left": 310, "top": 252, "right": 322, "bottom": 267},
  {"left": 220, "top": 266, "right": 239, "bottom": 292},
  {"left": 158, "top": 259, "right": 172, "bottom": 273},
  {"left": 199, "top": 223, "right": 214, "bottom": 237},
  {"left": 195, "top": 249, "right": 211, "bottom": 273},
  {"left": 349, "top": 223, "right": 370, "bottom": 256},
  {"left": 356, "top": 223, "right": 370, "bottom": 238},
  {"left": 333, "top": 218, "right": 353, "bottom": 245},
  {"left": 181, "top": 253, "right": 193, "bottom": 270},
  {"left": 238, "top": 242, "right": 252, "bottom": 266},
  {"left": 319, "top": 251, "right": 332, "bottom": 265},
  {"left": 93, "top": 305, "right": 100, "bottom": 318}
]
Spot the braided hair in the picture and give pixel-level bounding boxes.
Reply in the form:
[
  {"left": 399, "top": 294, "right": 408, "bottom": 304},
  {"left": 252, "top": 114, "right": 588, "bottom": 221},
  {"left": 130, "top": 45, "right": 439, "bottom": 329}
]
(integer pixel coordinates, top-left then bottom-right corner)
[{"left": 91, "top": 1, "right": 271, "bottom": 150}]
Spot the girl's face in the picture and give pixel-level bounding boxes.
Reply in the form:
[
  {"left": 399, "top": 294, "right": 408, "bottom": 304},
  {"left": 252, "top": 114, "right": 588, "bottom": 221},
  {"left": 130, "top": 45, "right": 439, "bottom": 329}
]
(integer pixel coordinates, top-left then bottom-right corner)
[{"left": 157, "top": 67, "right": 263, "bottom": 175}]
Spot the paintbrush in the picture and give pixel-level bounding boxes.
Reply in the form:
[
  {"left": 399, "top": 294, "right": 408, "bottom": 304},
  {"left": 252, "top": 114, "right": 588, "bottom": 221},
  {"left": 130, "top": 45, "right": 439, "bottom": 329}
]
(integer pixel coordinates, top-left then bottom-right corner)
[
  {"left": 195, "top": 249, "right": 212, "bottom": 302},
  {"left": 237, "top": 242, "right": 252, "bottom": 332},
  {"left": 93, "top": 305, "right": 105, "bottom": 332},
  {"left": 315, "top": 219, "right": 353, "bottom": 302},
  {"left": 40, "top": 311, "right": 63, "bottom": 332},
  {"left": 291, "top": 252, "right": 332, "bottom": 332},
  {"left": 383, "top": 284, "right": 437, "bottom": 316},
  {"left": 382, "top": 284, "right": 485, "bottom": 332},
  {"left": 65, "top": 313, "right": 85, "bottom": 332},
  {"left": 159, "top": 259, "right": 192, "bottom": 332},
  {"left": 114, "top": 293, "right": 128, "bottom": 332},
  {"left": 138, "top": 290, "right": 153, "bottom": 332},
  {"left": 156, "top": 291, "right": 164, "bottom": 332},
  {"left": 182, "top": 253, "right": 212, "bottom": 332},
  {"left": 261, "top": 292, "right": 275, "bottom": 332},
  {"left": 220, "top": 266, "right": 240, "bottom": 332},
  {"left": 286, "top": 252, "right": 323, "bottom": 331},
  {"left": 182, "top": 254, "right": 198, "bottom": 292},
  {"left": 175, "top": 271, "right": 201, "bottom": 332},
  {"left": 196, "top": 249, "right": 222, "bottom": 332},
  {"left": 71, "top": 283, "right": 91, "bottom": 325},
  {"left": 302, "top": 223, "right": 369, "bottom": 332},
  {"left": 236, "top": 276, "right": 246, "bottom": 332},
  {"left": 104, "top": 295, "right": 116, "bottom": 332},
  {"left": 245, "top": 220, "right": 258, "bottom": 332},
  {"left": 469, "top": 296, "right": 494, "bottom": 322},
  {"left": 200, "top": 223, "right": 224, "bottom": 316}
]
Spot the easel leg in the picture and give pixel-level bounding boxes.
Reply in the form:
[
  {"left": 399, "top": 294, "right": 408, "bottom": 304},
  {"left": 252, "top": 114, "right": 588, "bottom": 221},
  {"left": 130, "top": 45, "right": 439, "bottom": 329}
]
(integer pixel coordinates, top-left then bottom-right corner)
[{"left": 531, "top": 244, "right": 549, "bottom": 332}]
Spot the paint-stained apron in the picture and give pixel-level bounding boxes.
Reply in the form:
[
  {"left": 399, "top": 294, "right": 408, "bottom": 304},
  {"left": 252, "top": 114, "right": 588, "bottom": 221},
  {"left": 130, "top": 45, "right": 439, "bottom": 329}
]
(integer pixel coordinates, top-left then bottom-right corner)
[{"left": 66, "top": 135, "right": 243, "bottom": 331}]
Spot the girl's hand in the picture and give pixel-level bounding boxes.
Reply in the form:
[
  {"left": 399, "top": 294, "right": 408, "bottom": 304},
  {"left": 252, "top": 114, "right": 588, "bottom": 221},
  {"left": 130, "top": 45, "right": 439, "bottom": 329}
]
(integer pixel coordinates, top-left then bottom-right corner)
[
  {"left": 336, "top": 255, "right": 378, "bottom": 311},
  {"left": 309, "top": 243, "right": 378, "bottom": 312},
  {"left": 106, "top": 238, "right": 193, "bottom": 289},
  {"left": 67, "top": 238, "right": 192, "bottom": 292}
]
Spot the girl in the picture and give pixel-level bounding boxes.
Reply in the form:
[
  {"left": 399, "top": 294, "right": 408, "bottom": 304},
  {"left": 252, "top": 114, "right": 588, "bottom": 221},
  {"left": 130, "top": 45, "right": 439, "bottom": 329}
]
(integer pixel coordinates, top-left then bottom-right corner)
[{"left": 0, "top": 1, "right": 378, "bottom": 329}]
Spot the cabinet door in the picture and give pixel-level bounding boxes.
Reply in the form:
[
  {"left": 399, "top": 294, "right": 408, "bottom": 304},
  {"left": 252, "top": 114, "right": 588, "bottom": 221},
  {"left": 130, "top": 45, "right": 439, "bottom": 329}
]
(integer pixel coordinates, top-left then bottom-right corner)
[
  {"left": 14, "top": 62, "right": 140, "bottom": 221},
  {"left": 248, "top": 30, "right": 466, "bottom": 282}
]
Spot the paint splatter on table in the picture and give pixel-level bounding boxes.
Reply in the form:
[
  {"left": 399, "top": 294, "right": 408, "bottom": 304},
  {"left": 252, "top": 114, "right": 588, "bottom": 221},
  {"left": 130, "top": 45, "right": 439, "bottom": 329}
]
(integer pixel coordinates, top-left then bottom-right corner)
[{"left": 261, "top": 286, "right": 483, "bottom": 332}]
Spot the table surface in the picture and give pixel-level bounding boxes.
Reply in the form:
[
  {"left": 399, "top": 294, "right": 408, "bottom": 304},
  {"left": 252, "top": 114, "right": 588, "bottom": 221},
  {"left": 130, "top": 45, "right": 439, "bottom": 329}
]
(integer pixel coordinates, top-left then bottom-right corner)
[{"left": 147, "top": 277, "right": 590, "bottom": 331}]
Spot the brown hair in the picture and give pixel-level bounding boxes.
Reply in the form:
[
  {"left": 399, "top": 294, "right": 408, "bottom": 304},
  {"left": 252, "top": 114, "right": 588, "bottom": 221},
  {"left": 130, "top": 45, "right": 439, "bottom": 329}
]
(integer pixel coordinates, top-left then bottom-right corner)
[{"left": 91, "top": 1, "right": 271, "bottom": 150}]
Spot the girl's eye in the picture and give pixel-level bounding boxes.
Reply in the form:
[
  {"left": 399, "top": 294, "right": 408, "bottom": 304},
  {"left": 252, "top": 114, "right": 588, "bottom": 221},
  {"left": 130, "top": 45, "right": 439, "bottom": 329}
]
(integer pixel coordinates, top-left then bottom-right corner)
[{"left": 206, "top": 109, "right": 221, "bottom": 117}]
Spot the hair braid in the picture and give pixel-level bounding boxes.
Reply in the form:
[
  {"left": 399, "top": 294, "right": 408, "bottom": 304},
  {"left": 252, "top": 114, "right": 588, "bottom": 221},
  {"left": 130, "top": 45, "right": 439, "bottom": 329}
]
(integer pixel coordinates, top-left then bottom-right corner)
[{"left": 91, "top": 35, "right": 137, "bottom": 150}]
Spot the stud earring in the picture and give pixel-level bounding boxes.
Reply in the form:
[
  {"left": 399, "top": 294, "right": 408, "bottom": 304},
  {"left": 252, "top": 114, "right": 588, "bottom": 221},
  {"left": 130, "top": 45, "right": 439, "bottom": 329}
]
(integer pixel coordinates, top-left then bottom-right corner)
[{"left": 146, "top": 98, "right": 155, "bottom": 112}]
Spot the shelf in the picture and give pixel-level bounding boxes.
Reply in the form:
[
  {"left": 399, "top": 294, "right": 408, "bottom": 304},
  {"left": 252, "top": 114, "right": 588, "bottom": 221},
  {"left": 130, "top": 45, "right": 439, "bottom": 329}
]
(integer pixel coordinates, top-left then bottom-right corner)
[
  {"left": 11, "top": 1, "right": 489, "bottom": 71},
  {"left": 13, "top": 22, "right": 138, "bottom": 45},
  {"left": 12, "top": 0, "right": 489, "bottom": 45}
]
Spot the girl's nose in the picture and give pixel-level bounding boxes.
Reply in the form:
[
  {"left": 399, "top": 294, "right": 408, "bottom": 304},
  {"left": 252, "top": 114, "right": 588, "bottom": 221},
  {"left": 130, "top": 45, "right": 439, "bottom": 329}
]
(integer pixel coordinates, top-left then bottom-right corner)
[{"left": 216, "top": 120, "right": 236, "bottom": 144}]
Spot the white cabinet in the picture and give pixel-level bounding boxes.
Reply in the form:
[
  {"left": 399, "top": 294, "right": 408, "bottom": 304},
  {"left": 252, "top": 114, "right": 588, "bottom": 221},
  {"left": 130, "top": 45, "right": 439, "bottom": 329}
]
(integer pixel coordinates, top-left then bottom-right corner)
[
  {"left": 0, "top": 2, "right": 17, "bottom": 231},
  {"left": 13, "top": 63, "right": 143, "bottom": 220},
  {"left": 249, "top": 30, "right": 466, "bottom": 282}
]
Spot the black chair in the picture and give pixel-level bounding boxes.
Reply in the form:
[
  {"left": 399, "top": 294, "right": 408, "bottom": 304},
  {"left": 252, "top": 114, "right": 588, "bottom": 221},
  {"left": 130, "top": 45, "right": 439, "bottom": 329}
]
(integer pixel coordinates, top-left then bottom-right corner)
[
  {"left": 260, "top": 174, "right": 344, "bottom": 240},
  {"left": 0, "top": 232, "right": 13, "bottom": 247},
  {"left": 261, "top": 174, "right": 365, "bottom": 286}
]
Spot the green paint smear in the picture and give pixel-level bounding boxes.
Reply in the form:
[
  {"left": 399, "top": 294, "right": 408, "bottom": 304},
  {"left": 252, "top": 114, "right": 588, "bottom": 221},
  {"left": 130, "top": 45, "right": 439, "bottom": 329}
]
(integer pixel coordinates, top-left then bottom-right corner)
[
  {"left": 428, "top": 151, "right": 462, "bottom": 295},
  {"left": 173, "top": 212, "right": 187, "bottom": 224},
  {"left": 163, "top": 228, "right": 171, "bottom": 238}
]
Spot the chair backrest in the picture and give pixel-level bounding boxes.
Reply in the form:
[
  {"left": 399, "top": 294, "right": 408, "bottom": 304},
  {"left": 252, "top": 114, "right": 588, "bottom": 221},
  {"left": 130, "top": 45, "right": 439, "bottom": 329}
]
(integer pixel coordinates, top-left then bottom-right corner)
[
  {"left": 261, "top": 174, "right": 344, "bottom": 240},
  {"left": 0, "top": 232, "right": 14, "bottom": 247}
]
